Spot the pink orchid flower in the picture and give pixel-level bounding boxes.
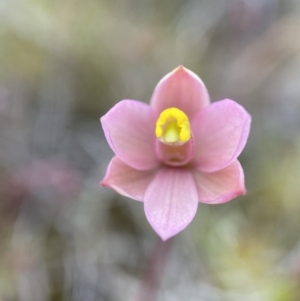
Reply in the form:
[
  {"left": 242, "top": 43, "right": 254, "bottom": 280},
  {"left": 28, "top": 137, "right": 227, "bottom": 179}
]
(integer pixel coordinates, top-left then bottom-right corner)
[{"left": 100, "top": 66, "right": 251, "bottom": 240}]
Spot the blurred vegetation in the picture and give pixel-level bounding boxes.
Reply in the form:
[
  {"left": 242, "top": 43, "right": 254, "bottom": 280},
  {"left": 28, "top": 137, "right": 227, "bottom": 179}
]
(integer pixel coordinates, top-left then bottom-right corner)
[{"left": 1, "top": 0, "right": 300, "bottom": 300}]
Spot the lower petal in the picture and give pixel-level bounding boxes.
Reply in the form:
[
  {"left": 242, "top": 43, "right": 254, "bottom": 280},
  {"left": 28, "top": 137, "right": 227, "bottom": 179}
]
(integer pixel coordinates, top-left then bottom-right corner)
[
  {"left": 144, "top": 167, "right": 198, "bottom": 240},
  {"left": 101, "top": 156, "right": 157, "bottom": 201},
  {"left": 193, "top": 160, "right": 246, "bottom": 204}
]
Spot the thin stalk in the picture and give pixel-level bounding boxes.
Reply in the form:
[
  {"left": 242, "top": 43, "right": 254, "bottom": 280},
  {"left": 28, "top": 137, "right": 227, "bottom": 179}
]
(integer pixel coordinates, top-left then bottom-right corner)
[{"left": 132, "top": 237, "right": 174, "bottom": 301}]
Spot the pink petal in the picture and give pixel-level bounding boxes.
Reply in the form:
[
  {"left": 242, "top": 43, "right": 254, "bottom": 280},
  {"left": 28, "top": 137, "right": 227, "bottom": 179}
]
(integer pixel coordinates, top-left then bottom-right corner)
[
  {"left": 192, "top": 99, "right": 251, "bottom": 173},
  {"left": 144, "top": 167, "right": 198, "bottom": 240},
  {"left": 193, "top": 160, "right": 246, "bottom": 204},
  {"left": 101, "top": 100, "right": 159, "bottom": 171},
  {"left": 150, "top": 66, "right": 210, "bottom": 119},
  {"left": 101, "top": 156, "right": 157, "bottom": 201}
]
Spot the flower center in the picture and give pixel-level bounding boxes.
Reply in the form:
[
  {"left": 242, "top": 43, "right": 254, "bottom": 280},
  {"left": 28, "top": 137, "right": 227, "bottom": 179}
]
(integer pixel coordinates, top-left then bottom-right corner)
[{"left": 155, "top": 108, "right": 191, "bottom": 145}]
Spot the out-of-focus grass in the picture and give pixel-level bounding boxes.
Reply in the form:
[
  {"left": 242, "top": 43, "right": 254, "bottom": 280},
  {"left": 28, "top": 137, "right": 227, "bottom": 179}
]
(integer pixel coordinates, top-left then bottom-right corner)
[{"left": 1, "top": 0, "right": 300, "bottom": 300}]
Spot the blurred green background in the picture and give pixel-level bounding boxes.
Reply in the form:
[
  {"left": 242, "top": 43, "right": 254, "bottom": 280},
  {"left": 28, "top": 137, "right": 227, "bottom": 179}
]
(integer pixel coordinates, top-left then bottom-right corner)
[{"left": 1, "top": 0, "right": 300, "bottom": 300}]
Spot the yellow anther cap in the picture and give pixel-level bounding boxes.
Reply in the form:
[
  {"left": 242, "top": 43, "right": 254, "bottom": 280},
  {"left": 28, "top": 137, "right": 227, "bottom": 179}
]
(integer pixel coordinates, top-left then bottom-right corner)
[{"left": 155, "top": 108, "right": 191, "bottom": 144}]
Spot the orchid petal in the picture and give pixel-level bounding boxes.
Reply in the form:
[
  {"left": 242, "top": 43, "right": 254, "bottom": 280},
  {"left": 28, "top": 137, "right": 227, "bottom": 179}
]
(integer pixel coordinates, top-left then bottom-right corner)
[
  {"left": 101, "top": 100, "right": 159, "bottom": 171},
  {"left": 101, "top": 156, "right": 157, "bottom": 201},
  {"left": 192, "top": 99, "right": 251, "bottom": 172},
  {"left": 193, "top": 160, "right": 246, "bottom": 204},
  {"left": 150, "top": 66, "right": 210, "bottom": 119},
  {"left": 144, "top": 167, "right": 198, "bottom": 240}
]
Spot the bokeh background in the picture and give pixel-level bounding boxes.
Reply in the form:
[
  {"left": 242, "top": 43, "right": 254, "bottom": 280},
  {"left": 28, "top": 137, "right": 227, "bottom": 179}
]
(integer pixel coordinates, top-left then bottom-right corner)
[{"left": 1, "top": 0, "right": 300, "bottom": 300}]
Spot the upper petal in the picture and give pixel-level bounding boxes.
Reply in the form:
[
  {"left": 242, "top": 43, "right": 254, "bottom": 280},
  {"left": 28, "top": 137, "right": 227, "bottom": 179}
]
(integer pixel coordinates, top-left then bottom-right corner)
[
  {"left": 193, "top": 160, "right": 246, "bottom": 204},
  {"left": 101, "top": 100, "right": 159, "bottom": 171},
  {"left": 144, "top": 167, "right": 198, "bottom": 240},
  {"left": 150, "top": 66, "right": 210, "bottom": 119},
  {"left": 101, "top": 156, "right": 157, "bottom": 201},
  {"left": 192, "top": 99, "right": 251, "bottom": 173}
]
